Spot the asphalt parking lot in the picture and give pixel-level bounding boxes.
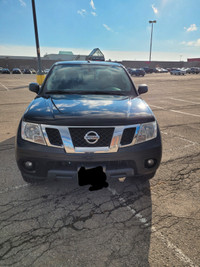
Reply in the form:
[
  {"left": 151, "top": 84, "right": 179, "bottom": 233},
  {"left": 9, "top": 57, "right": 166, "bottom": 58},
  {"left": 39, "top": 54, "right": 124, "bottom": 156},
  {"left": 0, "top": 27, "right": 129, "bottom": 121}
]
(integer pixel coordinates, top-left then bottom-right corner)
[{"left": 0, "top": 73, "right": 199, "bottom": 267}]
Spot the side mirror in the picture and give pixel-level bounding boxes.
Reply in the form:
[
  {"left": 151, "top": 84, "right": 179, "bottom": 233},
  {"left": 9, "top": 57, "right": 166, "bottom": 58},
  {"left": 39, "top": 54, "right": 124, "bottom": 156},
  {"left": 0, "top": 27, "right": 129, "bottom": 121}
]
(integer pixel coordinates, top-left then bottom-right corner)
[
  {"left": 138, "top": 84, "right": 148, "bottom": 95},
  {"left": 29, "top": 83, "right": 40, "bottom": 94}
]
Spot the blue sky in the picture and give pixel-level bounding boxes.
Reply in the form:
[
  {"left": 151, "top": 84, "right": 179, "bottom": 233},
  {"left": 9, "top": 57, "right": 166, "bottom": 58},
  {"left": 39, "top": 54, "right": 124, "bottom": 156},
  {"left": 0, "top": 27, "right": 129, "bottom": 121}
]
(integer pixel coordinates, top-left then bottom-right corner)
[{"left": 0, "top": 0, "right": 200, "bottom": 61}]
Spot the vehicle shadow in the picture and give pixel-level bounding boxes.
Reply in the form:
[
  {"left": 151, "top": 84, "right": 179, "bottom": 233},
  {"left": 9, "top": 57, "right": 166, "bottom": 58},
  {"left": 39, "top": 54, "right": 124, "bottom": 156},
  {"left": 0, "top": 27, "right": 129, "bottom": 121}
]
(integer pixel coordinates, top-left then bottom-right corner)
[
  {"left": 106, "top": 175, "right": 152, "bottom": 266},
  {"left": 0, "top": 136, "right": 15, "bottom": 151},
  {"left": 0, "top": 136, "right": 152, "bottom": 267}
]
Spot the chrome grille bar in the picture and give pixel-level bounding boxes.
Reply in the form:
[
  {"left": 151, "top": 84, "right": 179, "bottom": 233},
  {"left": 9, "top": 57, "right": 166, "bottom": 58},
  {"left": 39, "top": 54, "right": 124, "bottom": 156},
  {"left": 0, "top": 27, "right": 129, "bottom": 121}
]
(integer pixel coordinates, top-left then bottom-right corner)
[{"left": 41, "top": 124, "right": 140, "bottom": 153}]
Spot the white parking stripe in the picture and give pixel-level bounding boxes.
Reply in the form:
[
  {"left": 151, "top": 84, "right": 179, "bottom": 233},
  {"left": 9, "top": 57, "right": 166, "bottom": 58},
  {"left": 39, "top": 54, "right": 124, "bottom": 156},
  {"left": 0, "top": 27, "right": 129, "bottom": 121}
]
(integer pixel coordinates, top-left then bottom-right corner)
[
  {"left": 170, "top": 110, "right": 200, "bottom": 118},
  {"left": 150, "top": 104, "right": 165, "bottom": 110},
  {"left": 108, "top": 186, "right": 198, "bottom": 267},
  {"left": 161, "top": 131, "right": 200, "bottom": 147},
  {"left": 150, "top": 104, "right": 200, "bottom": 118},
  {"left": 175, "top": 136, "right": 199, "bottom": 146},
  {"left": 153, "top": 230, "right": 198, "bottom": 267},
  {"left": 168, "top": 97, "right": 200, "bottom": 105},
  {"left": 0, "top": 82, "right": 9, "bottom": 91}
]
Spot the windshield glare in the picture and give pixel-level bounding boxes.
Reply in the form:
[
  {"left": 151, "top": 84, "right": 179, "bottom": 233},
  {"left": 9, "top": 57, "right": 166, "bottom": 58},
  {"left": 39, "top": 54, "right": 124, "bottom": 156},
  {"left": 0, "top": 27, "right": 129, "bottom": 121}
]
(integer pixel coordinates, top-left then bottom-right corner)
[{"left": 43, "top": 64, "right": 135, "bottom": 95}]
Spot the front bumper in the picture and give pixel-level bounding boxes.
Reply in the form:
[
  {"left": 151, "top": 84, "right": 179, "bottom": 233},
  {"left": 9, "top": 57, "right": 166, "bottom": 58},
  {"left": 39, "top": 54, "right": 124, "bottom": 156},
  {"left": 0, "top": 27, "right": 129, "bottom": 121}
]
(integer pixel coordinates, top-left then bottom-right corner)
[{"left": 15, "top": 126, "right": 162, "bottom": 180}]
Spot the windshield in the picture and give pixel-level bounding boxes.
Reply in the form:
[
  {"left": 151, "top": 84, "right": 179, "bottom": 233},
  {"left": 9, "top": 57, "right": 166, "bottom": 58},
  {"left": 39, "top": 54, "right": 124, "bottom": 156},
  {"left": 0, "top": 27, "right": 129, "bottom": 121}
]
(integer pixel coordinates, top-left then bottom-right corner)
[{"left": 43, "top": 64, "right": 136, "bottom": 95}]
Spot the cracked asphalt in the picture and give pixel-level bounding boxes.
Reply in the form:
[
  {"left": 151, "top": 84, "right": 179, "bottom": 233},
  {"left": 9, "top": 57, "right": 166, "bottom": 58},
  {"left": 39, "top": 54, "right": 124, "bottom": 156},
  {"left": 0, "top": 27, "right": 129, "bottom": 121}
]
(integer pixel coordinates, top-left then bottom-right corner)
[{"left": 0, "top": 73, "right": 200, "bottom": 266}]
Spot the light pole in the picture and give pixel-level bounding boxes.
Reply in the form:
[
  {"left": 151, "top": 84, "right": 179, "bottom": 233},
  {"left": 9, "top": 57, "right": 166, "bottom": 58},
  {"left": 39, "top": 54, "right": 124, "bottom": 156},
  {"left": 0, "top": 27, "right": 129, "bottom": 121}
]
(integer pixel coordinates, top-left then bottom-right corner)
[
  {"left": 31, "top": 0, "right": 45, "bottom": 85},
  {"left": 149, "top": 20, "right": 156, "bottom": 62}
]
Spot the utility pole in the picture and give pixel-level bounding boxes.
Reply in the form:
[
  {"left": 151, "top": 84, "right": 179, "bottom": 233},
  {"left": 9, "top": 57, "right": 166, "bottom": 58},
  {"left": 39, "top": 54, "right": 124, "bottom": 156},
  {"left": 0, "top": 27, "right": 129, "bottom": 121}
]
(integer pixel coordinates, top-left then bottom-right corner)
[
  {"left": 31, "top": 0, "right": 45, "bottom": 84},
  {"left": 149, "top": 20, "right": 156, "bottom": 62}
]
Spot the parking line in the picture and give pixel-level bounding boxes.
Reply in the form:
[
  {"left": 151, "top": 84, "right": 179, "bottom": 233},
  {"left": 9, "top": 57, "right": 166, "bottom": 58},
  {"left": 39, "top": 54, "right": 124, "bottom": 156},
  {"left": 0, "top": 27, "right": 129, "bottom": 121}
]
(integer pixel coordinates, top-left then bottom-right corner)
[
  {"left": 108, "top": 186, "right": 198, "bottom": 267},
  {"left": 174, "top": 136, "right": 199, "bottom": 146},
  {"left": 168, "top": 97, "right": 200, "bottom": 105},
  {"left": 150, "top": 104, "right": 165, "bottom": 110},
  {"left": 150, "top": 104, "right": 200, "bottom": 118},
  {"left": 170, "top": 110, "right": 200, "bottom": 118},
  {"left": 153, "top": 230, "right": 198, "bottom": 267},
  {"left": 0, "top": 82, "right": 9, "bottom": 91}
]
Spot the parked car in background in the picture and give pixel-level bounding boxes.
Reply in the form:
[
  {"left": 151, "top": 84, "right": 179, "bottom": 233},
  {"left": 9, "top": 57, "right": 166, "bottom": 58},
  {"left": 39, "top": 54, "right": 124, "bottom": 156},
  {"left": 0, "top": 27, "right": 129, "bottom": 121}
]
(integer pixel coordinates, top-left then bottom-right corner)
[
  {"left": 154, "top": 68, "right": 161, "bottom": 73},
  {"left": 186, "top": 67, "right": 200, "bottom": 74},
  {"left": 30, "top": 69, "right": 36, "bottom": 74},
  {"left": 154, "top": 68, "right": 168, "bottom": 73},
  {"left": 44, "top": 69, "right": 50, "bottom": 74},
  {"left": 23, "top": 69, "right": 32, "bottom": 74},
  {"left": 129, "top": 68, "right": 145, "bottom": 77},
  {"left": 143, "top": 67, "right": 154, "bottom": 74},
  {"left": 0, "top": 67, "right": 3, "bottom": 73},
  {"left": 1, "top": 68, "right": 10, "bottom": 74},
  {"left": 162, "top": 68, "right": 168, "bottom": 73},
  {"left": 12, "top": 68, "right": 22, "bottom": 74},
  {"left": 170, "top": 68, "right": 186, "bottom": 75}
]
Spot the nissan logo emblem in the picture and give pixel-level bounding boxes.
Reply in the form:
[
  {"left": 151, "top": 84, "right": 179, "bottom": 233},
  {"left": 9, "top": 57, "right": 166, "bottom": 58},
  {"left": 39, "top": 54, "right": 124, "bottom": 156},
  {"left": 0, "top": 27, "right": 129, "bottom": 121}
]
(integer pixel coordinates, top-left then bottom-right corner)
[{"left": 84, "top": 131, "right": 100, "bottom": 144}]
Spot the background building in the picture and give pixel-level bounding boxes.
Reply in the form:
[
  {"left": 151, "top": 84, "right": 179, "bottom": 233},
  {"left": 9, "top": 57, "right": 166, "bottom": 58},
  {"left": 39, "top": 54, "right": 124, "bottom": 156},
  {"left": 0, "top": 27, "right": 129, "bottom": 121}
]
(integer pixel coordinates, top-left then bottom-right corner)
[{"left": 0, "top": 49, "right": 200, "bottom": 71}]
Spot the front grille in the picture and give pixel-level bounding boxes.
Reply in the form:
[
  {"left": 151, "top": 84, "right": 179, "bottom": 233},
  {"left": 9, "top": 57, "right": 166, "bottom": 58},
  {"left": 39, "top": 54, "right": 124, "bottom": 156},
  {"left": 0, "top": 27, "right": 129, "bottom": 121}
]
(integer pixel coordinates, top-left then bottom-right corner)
[
  {"left": 46, "top": 128, "right": 63, "bottom": 146},
  {"left": 69, "top": 127, "right": 114, "bottom": 147},
  {"left": 40, "top": 123, "right": 140, "bottom": 153},
  {"left": 120, "top": 127, "right": 136, "bottom": 146}
]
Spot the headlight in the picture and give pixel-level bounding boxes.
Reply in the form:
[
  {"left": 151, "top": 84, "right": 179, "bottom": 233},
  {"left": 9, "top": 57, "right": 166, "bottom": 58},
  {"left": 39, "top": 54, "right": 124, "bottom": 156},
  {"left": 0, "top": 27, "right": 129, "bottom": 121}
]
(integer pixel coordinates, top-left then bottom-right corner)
[
  {"left": 21, "top": 121, "right": 46, "bottom": 145},
  {"left": 136, "top": 121, "right": 157, "bottom": 144}
]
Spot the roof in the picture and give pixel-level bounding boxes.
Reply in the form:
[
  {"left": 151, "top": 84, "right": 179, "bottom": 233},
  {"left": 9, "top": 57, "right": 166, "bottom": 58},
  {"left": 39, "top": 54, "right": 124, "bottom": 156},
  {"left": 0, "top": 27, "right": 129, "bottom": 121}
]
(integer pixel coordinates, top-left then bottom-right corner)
[
  {"left": 87, "top": 48, "right": 105, "bottom": 61},
  {"left": 88, "top": 48, "right": 104, "bottom": 57},
  {"left": 59, "top": 51, "right": 73, "bottom": 55}
]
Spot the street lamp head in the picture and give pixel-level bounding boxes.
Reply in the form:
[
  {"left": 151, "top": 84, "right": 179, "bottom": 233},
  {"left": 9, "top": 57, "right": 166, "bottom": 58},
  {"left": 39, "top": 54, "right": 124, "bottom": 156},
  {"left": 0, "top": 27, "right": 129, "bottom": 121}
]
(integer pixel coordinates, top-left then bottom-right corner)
[{"left": 149, "top": 20, "right": 157, "bottom": 23}]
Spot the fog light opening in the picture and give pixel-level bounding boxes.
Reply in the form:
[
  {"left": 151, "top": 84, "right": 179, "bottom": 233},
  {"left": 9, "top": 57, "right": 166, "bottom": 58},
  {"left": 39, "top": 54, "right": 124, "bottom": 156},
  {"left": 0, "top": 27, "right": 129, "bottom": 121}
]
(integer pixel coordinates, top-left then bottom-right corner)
[
  {"left": 145, "top": 159, "right": 156, "bottom": 168},
  {"left": 24, "top": 161, "right": 34, "bottom": 170}
]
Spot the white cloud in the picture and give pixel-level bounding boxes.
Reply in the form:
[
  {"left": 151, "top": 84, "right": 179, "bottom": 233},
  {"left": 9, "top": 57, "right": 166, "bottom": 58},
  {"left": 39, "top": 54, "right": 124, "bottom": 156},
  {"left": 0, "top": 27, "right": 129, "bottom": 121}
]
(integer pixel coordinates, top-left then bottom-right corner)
[
  {"left": 152, "top": 4, "right": 158, "bottom": 14},
  {"left": 103, "top": 24, "right": 112, "bottom": 31},
  {"left": 182, "top": 39, "right": 200, "bottom": 47},
  {"left": 91, "top": 11, "right": 97, "bottom": 16},
  {"left": 90, "top": 0, "right": 96, "bottom": 10},
  {"left": 19, "top": 0, "right": 26, "bottom": 7},
  {"left": 184, "top": 24, "right": 198, "bottom": 32},
  {"left": 77, "top": 9, "right": 87, "bottom": 17}
]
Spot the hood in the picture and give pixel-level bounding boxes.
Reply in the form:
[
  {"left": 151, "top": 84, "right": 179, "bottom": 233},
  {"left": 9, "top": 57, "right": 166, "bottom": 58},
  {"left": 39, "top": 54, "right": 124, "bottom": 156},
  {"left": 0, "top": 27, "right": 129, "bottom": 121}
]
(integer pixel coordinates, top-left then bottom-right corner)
[{"left": 23, "top": 94, "right": 155, "bottom": 126}]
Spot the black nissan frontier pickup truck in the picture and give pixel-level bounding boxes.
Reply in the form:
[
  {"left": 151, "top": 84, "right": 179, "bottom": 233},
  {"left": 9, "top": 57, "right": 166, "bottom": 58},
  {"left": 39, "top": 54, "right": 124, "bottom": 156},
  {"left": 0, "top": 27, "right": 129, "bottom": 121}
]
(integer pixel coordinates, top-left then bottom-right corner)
[{"left": 15, "top": 61, "right": 162, "bottom": 183}]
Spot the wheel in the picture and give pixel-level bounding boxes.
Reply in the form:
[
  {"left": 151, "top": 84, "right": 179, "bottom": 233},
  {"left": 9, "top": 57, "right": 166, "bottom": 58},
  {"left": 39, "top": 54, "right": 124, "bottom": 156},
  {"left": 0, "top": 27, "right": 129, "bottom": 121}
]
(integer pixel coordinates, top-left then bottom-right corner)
[{"left": 21, "top": 173, "right": 45, "bottom": 184}]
